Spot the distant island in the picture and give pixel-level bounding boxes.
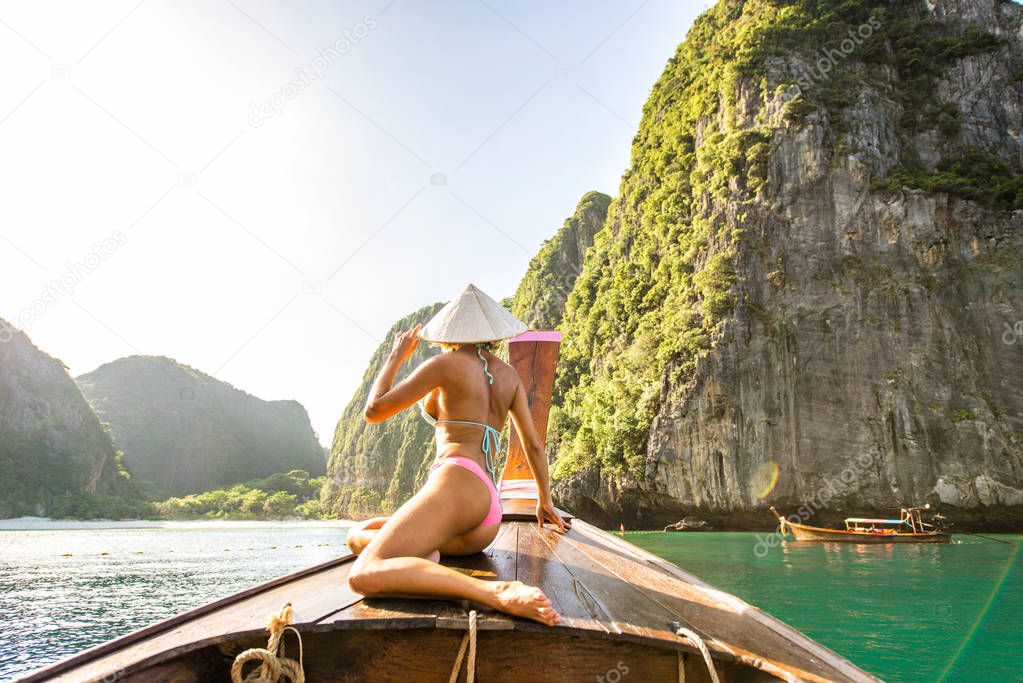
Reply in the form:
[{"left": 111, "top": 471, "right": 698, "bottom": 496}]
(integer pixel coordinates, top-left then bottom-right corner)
[{"left": 0, "top": 322, "right": 327, "bottom": 521}]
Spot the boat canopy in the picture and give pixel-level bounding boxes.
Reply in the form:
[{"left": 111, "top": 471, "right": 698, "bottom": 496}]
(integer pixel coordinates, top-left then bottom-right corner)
[{"left": 844, "top": 517, "right": 903, "bottom": 524}]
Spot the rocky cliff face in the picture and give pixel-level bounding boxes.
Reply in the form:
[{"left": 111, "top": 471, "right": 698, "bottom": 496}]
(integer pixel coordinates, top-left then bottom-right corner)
[
  {"left": 510, "top": 192, "right": 612, "bottom": 328},
  {"left": 552, "top": 0, "right": 1023, "bottom": 529},
  {"left": 0, "top": 320, "right": 126, "bottom": 516},
  {"left": 322, "top": 191, "right": 610, "bottom": 518},
  {"left": 77, "top": 357, "right": 325, "bottom": 497}
]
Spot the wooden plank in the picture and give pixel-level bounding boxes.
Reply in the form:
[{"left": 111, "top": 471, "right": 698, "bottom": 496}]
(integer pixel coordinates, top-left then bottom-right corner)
[
  {"left": 500, "top": 333, "right": 560, "bottom": 516},
  {"left": 42, "top": 559, "right": 363, "bottom": 683},
  {"left": 237, "top": 626, "right": 466, "bottom": 683},
  {"left": 219, "top": 626, "right": 699, "bottom": 683},
  {"left": 118, "top": 648, "right": 225, "bottom": 683},
  {"left": 514, "top": 520, "right": 617, "bottom": 635},
  {"left": 502, "top": 332, "right": 561, "bottom": 484},
  {"left": 473, "top": 630, "right": 679, "bottom": 683},
  {"left": 439, "top": 522, "right": 518, "bottom": 630},
  {"left": 529, "top": 523, "right": 693, "bottom": 646}
]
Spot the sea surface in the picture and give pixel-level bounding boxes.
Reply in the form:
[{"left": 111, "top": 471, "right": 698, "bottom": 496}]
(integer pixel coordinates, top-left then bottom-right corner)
[
  {"left": 627, "top": 531, "right": 1022, "bottom": 683},
  {"left": 0, "top": 520, "right": 1019, "bottom": 682}
]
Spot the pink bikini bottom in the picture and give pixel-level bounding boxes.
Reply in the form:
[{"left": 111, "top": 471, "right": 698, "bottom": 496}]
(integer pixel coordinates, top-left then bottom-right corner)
[{"left": 429, "top": 455, "right": 502, "bottom": 526}]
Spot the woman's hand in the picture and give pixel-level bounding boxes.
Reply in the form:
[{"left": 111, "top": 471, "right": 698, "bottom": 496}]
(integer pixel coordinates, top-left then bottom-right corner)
[
  {"left": 536, "top": 496, "right": 571, "bottom": 534},
  {"left": 390, "top": 324, "right": 421, "bottom": 364}
]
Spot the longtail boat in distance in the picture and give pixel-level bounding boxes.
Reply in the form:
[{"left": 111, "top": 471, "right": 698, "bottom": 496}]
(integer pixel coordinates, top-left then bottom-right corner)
[
  {"left": 20, "top": 332, "right": 881, "bottom": 683},
  {"left": 770, "top": 506, "right": 952, "bottom": 544}
]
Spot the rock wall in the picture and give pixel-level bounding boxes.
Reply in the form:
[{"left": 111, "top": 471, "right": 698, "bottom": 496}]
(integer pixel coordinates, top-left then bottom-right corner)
[
  {"left": 0, "top": 320, "right": 125, "bottom": 516},
  {"left": 78, "top": 356, "right": 325, "bottom": 496},
  {"left": 553, "top": 0, "right": 1023, "bottom": 529},
  {"left": 511, "top": 191, "right": 611, "bottom": 328}
]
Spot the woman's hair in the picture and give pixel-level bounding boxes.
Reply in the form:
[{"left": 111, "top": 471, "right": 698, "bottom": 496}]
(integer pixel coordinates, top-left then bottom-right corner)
[{"left": 433, "top": 341, "right": 499, "bottom": 353}]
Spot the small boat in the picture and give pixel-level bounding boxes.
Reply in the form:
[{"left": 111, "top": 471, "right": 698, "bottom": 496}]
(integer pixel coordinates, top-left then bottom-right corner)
[
  {"left": 770, "top": 506, "right": 952, "bottom": 544},
  {"left": 21, "top": 333, "right": 880, "bottom": 683}
]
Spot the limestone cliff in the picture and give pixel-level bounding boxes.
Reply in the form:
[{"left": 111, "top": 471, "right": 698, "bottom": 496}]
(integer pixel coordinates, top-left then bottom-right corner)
[
  {"left": 0, "top": 320, "right": 127, "bottom": 516},
  {"left": 77, "top": 356, "right": 325, "bottom": 497},
  {"left": 510, "top": 191, "right": 612, "bottom": 328},
  {"left": 552, "top": 0, "right": 1023, "bottom": 529}
]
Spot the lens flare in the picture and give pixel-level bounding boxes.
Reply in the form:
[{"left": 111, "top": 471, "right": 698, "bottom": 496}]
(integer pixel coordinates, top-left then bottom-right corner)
[
  {"left": 937, "top": 541, "right": 1020, "bottom": 679},
  {"left": 752, "top": 460, "right": 780, "bottom": 499}
]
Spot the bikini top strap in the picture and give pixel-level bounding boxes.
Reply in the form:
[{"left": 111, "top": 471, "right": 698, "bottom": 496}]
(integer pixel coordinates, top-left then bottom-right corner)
[
  {"left": 476, "top": 343, "right": 494, "bottom": 385},
  {"left": 475, "top": 343, "right": 498, "bottom": 485}
]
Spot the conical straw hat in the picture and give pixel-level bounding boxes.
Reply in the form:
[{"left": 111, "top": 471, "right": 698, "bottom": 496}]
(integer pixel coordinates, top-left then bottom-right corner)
[{"left": 419, "top": 284, "right": 527, "bottom": 344}]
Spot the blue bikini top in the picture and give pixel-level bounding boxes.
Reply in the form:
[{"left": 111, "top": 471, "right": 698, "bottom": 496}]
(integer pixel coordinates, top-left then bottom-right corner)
[{"left": 418, "top": 344, "right": 501, "bottom": 486}]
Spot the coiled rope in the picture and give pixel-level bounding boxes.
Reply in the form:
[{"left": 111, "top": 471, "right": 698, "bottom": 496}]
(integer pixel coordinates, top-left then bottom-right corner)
[
  {"left": 448, "top": 609, "right": 478, "bottom": 683},
  {"left": 675, "top": 624, "right": 720, "bottom": 683},
  {"left": 231, "top": 603, "right": 305, "bottom": 683}
]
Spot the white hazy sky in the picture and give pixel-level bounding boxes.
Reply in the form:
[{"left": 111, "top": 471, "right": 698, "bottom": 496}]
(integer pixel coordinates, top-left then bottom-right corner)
[{"left": 0, "top": 0, "right": 706, "bottom": 445}]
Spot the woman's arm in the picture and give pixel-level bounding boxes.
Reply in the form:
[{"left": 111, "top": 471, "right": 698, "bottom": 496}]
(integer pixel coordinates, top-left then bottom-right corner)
[
  {"left": 508, "top": 379, "right": 570, "bottom": 532},
  {"left": 364, "top": 325, "right": 442, "bottom": 423}
]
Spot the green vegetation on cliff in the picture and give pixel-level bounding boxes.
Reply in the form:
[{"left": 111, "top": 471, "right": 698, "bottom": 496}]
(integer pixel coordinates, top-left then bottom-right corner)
[
  {"left": 553, "top": 0, "right": 771, "bottom": 481},
  {"left": 154, "top": 470, "right": 324, "bottom": 520},
  {"left": 550, "top": 0, "right": 1020, "bottom": 484},
  {"left": 753, "top": 0, "right": 1017, "bottom": 207},
  {"left": 510, "top": 191, "right": 611, "bottom": 328}
]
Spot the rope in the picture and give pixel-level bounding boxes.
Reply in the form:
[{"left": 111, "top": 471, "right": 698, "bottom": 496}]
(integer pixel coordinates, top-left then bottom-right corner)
[
  {"left": 448, "top": 609, "right": 478, "bottom": 683},
  {"left": 232, "top": 603, "right": 305, "bottom": 683},
  {"left": 675, "top": 625, "right": 720, "bottom": 683}
]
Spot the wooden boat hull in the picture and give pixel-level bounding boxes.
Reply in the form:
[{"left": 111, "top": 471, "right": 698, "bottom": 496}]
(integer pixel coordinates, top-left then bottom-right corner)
[
  {"left": 788, "top": 524, "right": 951, "bottom": 543},
  {"left": 771, "top": 506, "right": 951, "bottom": 544}
]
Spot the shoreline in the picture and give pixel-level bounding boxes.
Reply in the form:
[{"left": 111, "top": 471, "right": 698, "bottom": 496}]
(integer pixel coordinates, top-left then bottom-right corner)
[
  {"left": 2, "top": 516, "right": 1019, "bottom": 536},
  {"left": 0, "top": 516, "right": 356, "bottom": 530}
]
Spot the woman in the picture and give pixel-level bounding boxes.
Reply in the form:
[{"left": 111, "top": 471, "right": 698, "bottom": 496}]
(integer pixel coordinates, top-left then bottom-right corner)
[{"left": 346, "top": 284, "right": 570, "bottom": 627}]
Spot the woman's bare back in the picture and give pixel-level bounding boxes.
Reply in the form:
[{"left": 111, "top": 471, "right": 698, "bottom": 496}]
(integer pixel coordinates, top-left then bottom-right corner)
[{"left": 422, "top": 347, "right": 518, "bottom": 463}]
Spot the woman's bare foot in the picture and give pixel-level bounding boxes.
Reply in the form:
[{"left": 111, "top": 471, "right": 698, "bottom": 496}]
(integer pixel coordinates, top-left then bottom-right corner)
[
  {"left": 426, "top": 550, "right": 440, "bottom": 563},
  {"left": 491, "top": 580, "right": 561, "bottom": 626}
]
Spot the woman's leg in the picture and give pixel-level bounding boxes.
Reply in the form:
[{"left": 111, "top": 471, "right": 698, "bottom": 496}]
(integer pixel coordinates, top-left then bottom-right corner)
[
  {"left": 347, "top": 464, "right": 560, "bottom": 626},
  {"left": 348, "top": 516, "right": 442, "bottom": 563},
  {"left": 346, "top": 517, "right": 389, "bottom": 555}
]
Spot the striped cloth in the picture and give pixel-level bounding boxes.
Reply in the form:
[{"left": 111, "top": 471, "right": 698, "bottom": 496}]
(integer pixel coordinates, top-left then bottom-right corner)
[{"left": 499, "top": 478, "right": 538, "bottom": 500}]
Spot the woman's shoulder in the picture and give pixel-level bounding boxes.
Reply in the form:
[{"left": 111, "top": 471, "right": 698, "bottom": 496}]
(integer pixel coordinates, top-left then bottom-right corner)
[{"left": 491, "top": 354, "right": 521, "bottom": 385}]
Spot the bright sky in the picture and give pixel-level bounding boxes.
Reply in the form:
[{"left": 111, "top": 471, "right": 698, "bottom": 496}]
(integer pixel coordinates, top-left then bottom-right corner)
[{"left": 0, "top": 0, "right": 706, "bottom": 445}]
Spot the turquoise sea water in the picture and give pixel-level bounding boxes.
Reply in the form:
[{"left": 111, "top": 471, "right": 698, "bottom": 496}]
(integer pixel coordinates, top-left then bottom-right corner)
[
  {"left": 1, "top": 522, "right": 1019, "bottom": 682},
  {"left": 627, "top": 531, "right": 1022, "bottom": 683}
]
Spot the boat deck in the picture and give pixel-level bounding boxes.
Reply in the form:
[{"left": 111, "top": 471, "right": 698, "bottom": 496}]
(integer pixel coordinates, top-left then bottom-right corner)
[{"left": 27, "top": 507, "right": 878, "bottom": 683}]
